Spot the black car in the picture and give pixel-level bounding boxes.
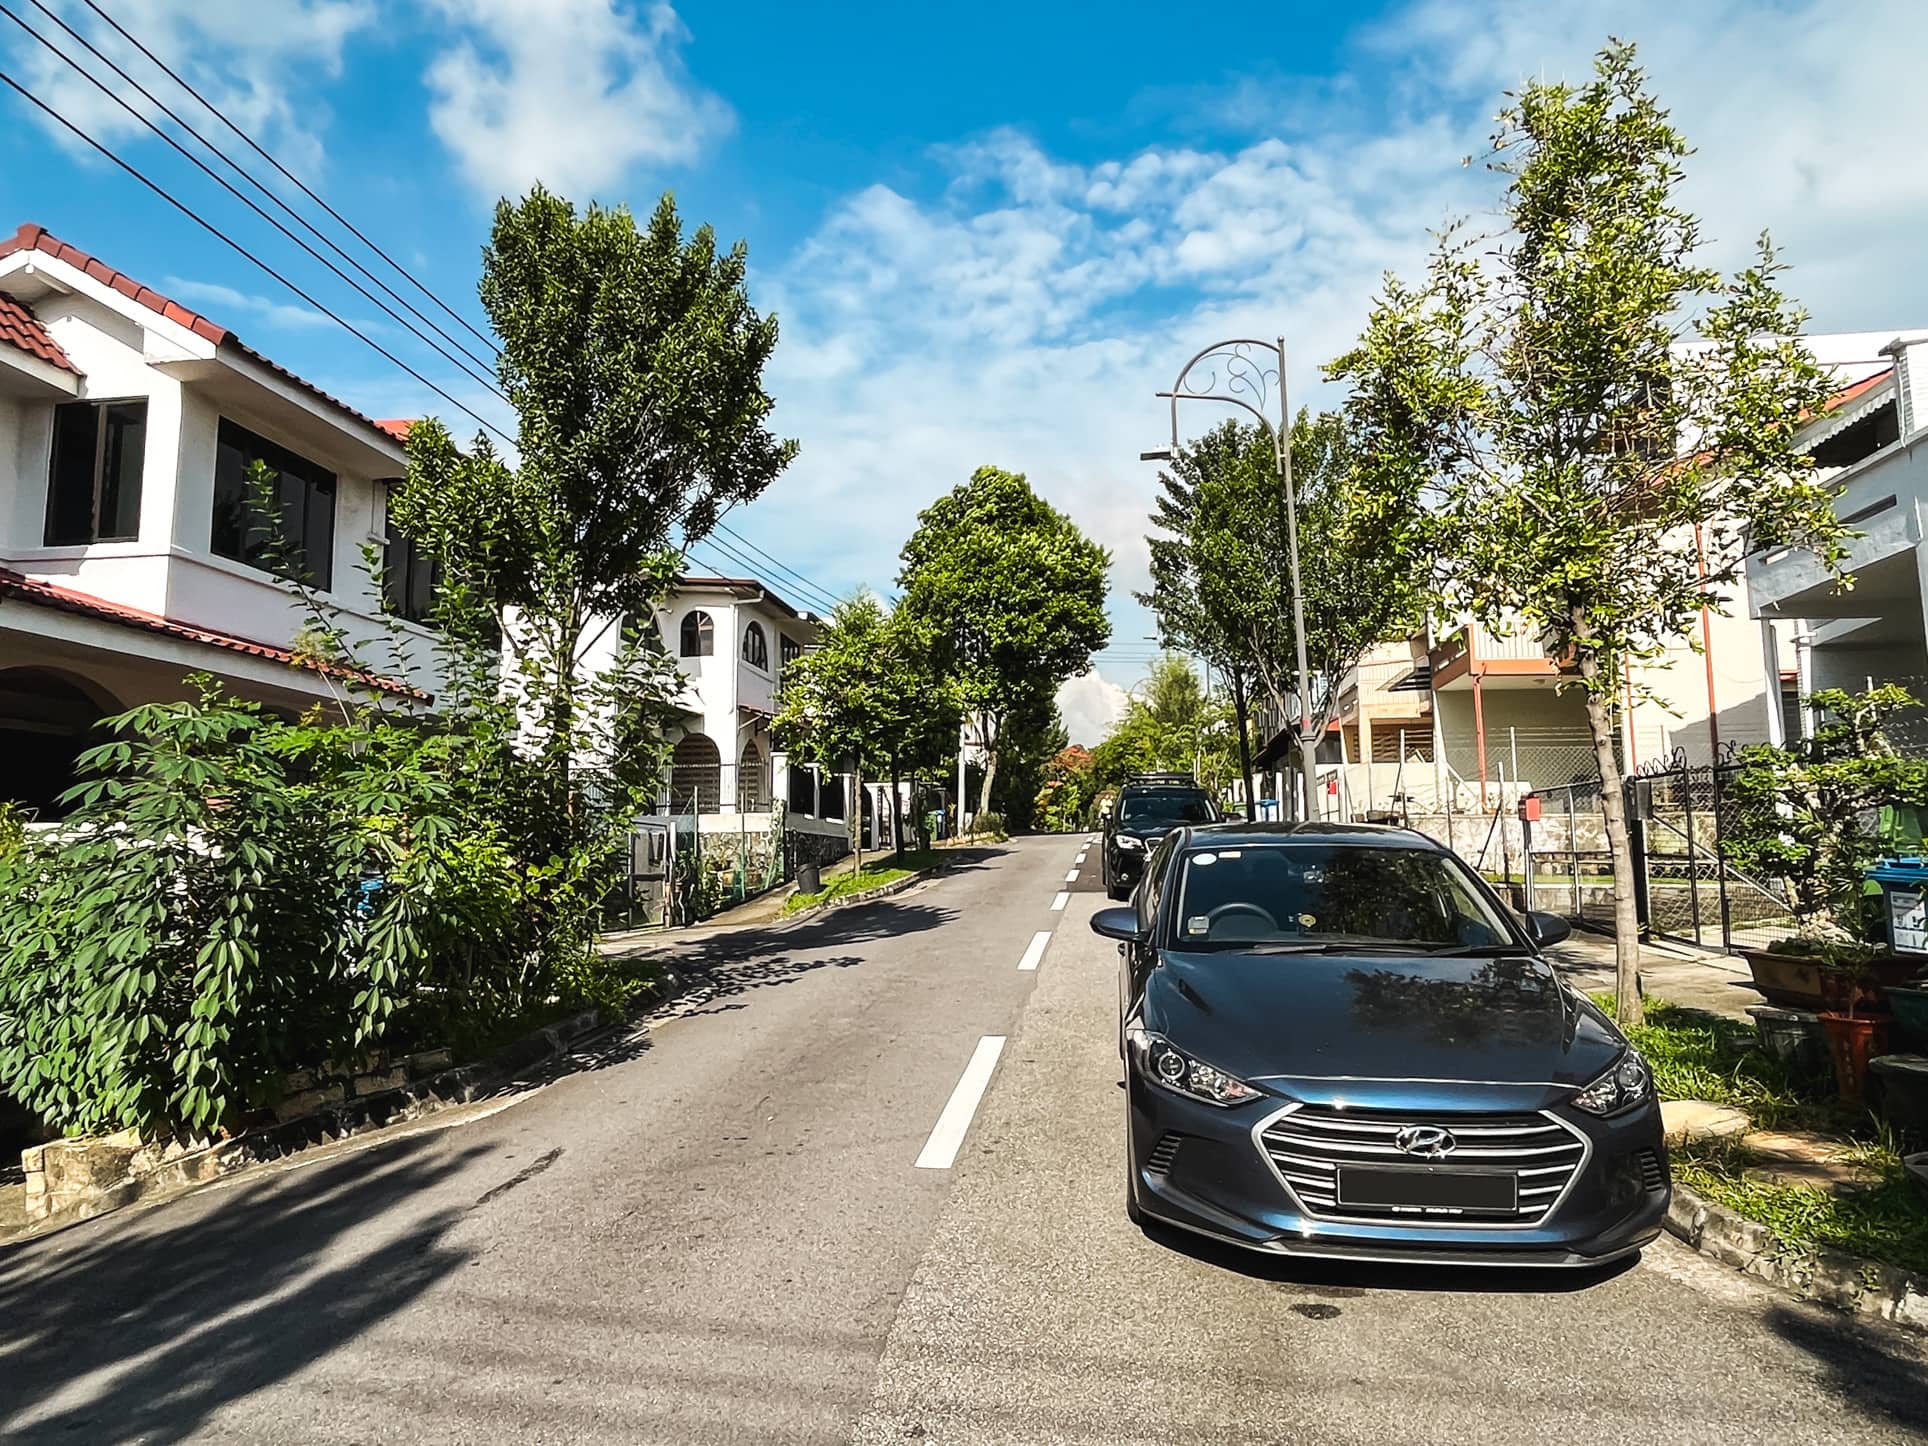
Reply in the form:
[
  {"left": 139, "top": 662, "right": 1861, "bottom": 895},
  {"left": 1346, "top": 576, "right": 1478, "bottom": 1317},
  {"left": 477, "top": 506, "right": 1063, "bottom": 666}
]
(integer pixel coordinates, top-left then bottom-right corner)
[
  {"left": 1103, "top": 774, "right": 1218, "bottom": 900},
  {"left": 1091, "top": 822, "right": 1669, "bottom": 1268}
]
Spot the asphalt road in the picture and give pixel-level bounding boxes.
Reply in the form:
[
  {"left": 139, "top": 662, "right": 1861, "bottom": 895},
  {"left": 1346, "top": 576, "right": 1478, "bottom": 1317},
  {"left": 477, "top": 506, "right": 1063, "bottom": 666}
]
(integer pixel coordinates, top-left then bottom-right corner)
[{"left": 2, "top": 835, "right": 1925, "bottom": 1444}]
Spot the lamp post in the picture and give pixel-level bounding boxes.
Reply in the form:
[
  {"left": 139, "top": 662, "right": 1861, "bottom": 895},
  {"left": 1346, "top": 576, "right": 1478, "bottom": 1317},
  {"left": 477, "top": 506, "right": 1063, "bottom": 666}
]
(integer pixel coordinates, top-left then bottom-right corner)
[{"left": 1143, "top": 337, "right": 1316, "bottom": 821}]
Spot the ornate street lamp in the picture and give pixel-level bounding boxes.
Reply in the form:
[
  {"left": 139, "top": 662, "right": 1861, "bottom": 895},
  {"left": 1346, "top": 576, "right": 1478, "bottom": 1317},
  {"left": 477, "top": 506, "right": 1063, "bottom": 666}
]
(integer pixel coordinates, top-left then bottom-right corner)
[{"left": 1146, "top": 337, "right": 1316, "bottom": 821}]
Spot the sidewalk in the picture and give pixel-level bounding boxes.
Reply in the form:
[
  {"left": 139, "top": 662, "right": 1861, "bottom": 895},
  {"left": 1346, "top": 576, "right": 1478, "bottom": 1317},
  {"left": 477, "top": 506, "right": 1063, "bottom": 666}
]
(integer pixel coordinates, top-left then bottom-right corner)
[{"left": 1546, "top": 927, "right": 1762, "bottom": 1020}]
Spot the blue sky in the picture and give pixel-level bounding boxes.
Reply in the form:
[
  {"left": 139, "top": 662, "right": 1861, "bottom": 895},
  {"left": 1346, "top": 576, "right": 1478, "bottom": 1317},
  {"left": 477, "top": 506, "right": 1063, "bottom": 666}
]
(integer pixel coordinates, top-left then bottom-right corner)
[{"left": 5, "top": 0, "right": 1927, "bottom": 741}]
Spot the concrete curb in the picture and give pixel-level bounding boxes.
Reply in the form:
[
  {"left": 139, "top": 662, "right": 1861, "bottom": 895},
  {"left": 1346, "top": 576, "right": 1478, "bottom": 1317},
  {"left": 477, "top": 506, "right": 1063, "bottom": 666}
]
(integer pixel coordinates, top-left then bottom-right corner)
[
  {"left": 4, "top": 965, "right": 698, "bottom": 1249},
  {"left": 1663, "top": 1182, "right": 1928, "bottom": 1334}
]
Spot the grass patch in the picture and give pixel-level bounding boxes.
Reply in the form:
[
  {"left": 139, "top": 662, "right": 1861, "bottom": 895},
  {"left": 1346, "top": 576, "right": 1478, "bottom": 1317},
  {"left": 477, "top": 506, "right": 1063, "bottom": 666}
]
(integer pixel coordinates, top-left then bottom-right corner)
[
  {"left": 783, "top": 850, "right": 938, "bottom": 914},
  {"left": 1589, "top": 992, "right": 1928, "bottom": 1273},
  {"left": 1671, "top": 1135, "right": 1928, "bottom": 1275}
]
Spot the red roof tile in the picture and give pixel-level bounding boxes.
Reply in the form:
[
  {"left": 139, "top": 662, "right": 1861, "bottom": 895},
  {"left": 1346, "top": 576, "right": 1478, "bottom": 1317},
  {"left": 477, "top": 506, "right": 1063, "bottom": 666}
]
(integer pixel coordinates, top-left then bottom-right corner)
[
  {"left": 0, "top": 567, "right": 428, "bottom": 701},
  {"left": 375, "top": 418, "right": 414, "bottom": 441},
  {"left": 1823, "top": 367, "right": 1894, "bottom": 413},
  {"left": 0, "top": 223, "right": 403, "bottom": 450},
  {"left": 0, "top": 289, "right": 77, "bottom": 375}
]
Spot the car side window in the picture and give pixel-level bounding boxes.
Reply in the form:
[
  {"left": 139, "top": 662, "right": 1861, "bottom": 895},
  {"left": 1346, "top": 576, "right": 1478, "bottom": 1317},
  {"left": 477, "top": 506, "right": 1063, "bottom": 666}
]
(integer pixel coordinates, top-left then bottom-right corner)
[{"left": 1139, "top": 833, "right": 1175, "bottom": 924}]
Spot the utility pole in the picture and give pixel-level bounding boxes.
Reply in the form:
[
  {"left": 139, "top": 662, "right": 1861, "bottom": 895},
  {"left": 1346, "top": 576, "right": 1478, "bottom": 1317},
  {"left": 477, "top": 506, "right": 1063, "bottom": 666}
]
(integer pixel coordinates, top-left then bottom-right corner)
[{"left": 1145, "top": 336, "right": 1316, "bottom": 820}]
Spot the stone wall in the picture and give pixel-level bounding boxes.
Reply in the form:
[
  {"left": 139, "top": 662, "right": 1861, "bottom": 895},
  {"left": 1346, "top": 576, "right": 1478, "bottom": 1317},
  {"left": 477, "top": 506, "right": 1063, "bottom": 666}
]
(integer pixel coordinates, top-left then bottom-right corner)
[
  {"left": 21, "top": 1045, "right": 454, "bottom": 1223},
  {"left": 786, "top": 827, "right": 849, "bottom": 876}
]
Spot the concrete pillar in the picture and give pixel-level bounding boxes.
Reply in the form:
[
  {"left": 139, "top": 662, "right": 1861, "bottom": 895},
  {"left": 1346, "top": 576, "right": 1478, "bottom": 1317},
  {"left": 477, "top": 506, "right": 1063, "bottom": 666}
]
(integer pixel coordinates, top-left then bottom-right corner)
[
  {"left": 1359, "top": 711, "right": 1375, "bottom": 812},
  {"left": 1885, "top": 334, "right": 1928, "bottom": 440}
]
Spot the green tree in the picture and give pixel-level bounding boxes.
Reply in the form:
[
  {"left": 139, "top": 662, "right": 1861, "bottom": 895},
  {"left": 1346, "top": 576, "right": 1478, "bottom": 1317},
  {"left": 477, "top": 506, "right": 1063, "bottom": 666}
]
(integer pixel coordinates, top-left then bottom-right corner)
[
  {"left": 1328, "top": 42, "right": 1848, "bottom": 1023},
  {"left": 897, "top": 466, "right": 1110, "bottom": 817},
  {"left": 774, "top": 592, "right": 960, "bottom": 863},
  {"left": 1143, "top": 415, "right": 1418, "bottom": 816},
  {"left": 396, "top": 188, "right": 795, "bottom": 813}
]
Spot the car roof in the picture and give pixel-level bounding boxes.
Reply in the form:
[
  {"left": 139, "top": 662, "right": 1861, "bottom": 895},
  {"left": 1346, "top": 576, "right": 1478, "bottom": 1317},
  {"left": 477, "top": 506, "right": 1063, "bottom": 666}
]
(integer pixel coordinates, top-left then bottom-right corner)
[
  {"left": 1175, "top": 820, "right": 1447, "bottom": 850},
  {"left": 1118, "top": 779, "right": 1206, "bottom": 794}
]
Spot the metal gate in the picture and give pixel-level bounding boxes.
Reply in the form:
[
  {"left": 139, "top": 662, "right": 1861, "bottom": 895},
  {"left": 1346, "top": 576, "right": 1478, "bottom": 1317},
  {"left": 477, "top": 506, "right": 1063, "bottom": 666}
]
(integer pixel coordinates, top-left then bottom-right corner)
[
  {"left": 601, "top": 819, "right": 676, "bottom": 931},
  {"left": 1629, "top": 753, "right": 1794, "bottom": 952}
]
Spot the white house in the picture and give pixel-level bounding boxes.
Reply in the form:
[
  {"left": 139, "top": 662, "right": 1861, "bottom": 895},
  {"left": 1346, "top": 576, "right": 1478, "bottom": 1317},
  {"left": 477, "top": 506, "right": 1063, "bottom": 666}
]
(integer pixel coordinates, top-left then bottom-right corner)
[
  {"left": 648, "top": 574, "right": 820, "bottom": 816},
  {"left": 1746, "top": 330, "right": 1928, "bottom": 736},
  {"left": 0, "top": 223, "right": 438, "bottom": 817}
]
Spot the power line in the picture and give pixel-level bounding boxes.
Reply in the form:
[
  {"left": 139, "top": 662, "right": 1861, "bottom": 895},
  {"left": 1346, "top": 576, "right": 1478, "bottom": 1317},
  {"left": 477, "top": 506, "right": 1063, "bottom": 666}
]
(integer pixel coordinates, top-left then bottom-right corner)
[
  {"left": 713, "top": 519, "right": 844, "bottom": 611},
  {"left": 0, "top": 66, "right": 512, "bottom": 442},
  {"left": 1, "top": 3, "right": 506, "bottom": 402},
  {"left": 688, "top": 533, "right": 841, "bottom": 614},
  {"left": 74, "top": 0, "right": 499, "bottom": 361}
]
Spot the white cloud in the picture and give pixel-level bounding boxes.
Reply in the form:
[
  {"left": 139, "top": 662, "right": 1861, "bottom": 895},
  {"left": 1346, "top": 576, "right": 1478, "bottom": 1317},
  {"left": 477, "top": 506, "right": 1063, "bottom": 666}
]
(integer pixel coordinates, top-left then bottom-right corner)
[
  {"left": 8, "top": 0, "right": 370, "bottom": 175},
  {"left": 1057, "top": 670, "right": 1131, "bottom": 748},
  {"left": 162, "top": 276, "right": 334, "bottom": 331},
  {"left": 425, "top": 0, "right": 730, "bottom": 202},
  {"left": 747, "top": 0, "right": 1928, "bottom": 723}
]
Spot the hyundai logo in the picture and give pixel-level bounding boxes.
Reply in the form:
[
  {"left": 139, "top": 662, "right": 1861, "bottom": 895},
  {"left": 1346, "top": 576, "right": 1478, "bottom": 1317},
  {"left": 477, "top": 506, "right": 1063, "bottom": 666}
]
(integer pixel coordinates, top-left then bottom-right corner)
[{"left": 1393, "top": 1125, "right": 1457, "bottom": 1158}]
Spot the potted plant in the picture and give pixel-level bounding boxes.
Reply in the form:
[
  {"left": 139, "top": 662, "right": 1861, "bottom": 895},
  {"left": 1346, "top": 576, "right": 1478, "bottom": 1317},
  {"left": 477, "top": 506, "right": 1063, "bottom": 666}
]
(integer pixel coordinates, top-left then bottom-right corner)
[{"left": 1724, "top": 687, "right": 1928, "bottom": 1095}]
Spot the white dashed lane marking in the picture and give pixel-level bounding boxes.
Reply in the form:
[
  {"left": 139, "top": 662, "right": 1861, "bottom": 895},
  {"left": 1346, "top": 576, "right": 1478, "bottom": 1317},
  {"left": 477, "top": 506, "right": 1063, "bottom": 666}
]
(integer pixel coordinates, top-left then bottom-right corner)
[
  {"left": 1051, "top": 891, "right": 1068, "bottom": 912},
  {"left": 914, "top": 1035, "right": 1007, "bottom": 1169},
  {"left": 1065, "top": 868, "right": 1081, "bottom": 883},
  {"left": 1017, "top": 931, "right": 1052, "bottom": 972}
]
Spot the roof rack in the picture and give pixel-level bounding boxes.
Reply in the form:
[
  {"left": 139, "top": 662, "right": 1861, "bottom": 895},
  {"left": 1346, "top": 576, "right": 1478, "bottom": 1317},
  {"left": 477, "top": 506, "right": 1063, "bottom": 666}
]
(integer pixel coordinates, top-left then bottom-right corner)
[{"left": 1123, "top": 771, "right": 1197, "bottom": 786}]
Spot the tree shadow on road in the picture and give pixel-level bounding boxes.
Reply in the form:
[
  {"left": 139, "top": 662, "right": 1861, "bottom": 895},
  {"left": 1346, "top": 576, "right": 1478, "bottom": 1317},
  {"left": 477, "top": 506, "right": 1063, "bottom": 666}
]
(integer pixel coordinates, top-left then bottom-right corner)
[
  {"left": 1765, "top": 1304, "right": 1928, "bottom": 1435},
  {"left": 670, "top": 900, "right": 958, "bottom": 972},
  {"left": 1139, "top": 1218, "right": 1639, "bottom": 1297},
  {"left": 0, "top": 1136, "right": 490, "bottom": 1443}
]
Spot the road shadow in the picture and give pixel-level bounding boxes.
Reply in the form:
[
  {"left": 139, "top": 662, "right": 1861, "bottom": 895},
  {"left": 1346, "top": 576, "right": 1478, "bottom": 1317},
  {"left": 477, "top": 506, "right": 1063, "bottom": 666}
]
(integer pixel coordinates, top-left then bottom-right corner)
[
  {"left": 1766, "top": 1303, "right": 1928, "bottom": 1435},
  {"left": 672, "top": 900, "right": 958, "bottom": 971},
  {"left": 1139, "top": 1217, "right": 1639, "bottom": 1296},
  {"left": 0, "top": 1136, "right": 489, "bottom": 1443}
]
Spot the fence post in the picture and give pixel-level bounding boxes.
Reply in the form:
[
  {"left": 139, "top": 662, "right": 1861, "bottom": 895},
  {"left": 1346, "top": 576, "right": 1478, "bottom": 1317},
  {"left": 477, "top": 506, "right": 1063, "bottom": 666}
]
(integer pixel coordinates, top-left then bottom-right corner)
[
  {"left": 1567, "top": 786, "right": 1580, "bottom": 919},
  {"left": 1627, "top": 778, "right": 1652, "bottom": 938},
  {"left": 1680, "top": 766, "right": 1702, "bottom": 945}
]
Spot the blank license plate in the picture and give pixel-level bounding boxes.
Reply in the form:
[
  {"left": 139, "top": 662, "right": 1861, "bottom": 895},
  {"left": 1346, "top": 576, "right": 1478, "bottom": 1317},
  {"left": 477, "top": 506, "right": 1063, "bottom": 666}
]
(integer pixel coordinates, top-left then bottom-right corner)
[{"left": 1337, "top": 1166, "right": 1517, "bottom": 1215}]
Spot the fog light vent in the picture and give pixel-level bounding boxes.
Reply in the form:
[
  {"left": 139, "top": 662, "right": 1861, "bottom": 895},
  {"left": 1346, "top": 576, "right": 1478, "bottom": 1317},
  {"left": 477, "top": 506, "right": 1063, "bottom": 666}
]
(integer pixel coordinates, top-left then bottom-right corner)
[
  {"left": 1636, "top": 1148, "right": 1667, "bottom": 1193},
  {"left": 1145, "top": 1133, "right": 1183, "bottom": 1178}
]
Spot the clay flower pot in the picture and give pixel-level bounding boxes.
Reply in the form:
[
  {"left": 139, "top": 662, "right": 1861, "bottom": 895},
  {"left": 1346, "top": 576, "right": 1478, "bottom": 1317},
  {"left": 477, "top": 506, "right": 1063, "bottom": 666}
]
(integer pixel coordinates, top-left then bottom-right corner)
[{"left": 1817, "top": 1011, "right": 1893, "bottom": 1101}]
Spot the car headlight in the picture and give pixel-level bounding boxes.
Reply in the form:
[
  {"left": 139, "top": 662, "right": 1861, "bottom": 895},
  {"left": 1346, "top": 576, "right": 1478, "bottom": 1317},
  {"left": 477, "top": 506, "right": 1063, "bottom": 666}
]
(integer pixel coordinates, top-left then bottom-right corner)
[
  {"left": 1116, "top": 835, "right": 1145, "bottom": 851},
  {"left": 1125, "top": 1025, "right": 1261, "bottom": 1106},
  {"left": 1571, "top": 1049, "right": 1652, "bottom": 1116}
]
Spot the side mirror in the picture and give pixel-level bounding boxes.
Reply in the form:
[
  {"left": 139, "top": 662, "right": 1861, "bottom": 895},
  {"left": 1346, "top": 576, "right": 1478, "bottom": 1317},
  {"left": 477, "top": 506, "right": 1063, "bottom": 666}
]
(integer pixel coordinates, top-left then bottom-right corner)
[
  {"left": 1090, "top": 906, "right": 1149, "bottom": 944},
  {"left": 1523, "top": 911, "right": 1571, "bottom": 948}
]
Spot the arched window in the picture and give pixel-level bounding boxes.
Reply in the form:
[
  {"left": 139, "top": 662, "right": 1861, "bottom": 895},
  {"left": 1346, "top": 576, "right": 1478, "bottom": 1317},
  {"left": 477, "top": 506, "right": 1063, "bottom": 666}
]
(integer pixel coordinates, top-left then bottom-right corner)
[
  {"left": 742, "top": 620, "right": 769, "bottom": 670},
  {"left": 679, "top": 609, "right": 713, "bottom": 657},
  {"left": 668, "top": 732, "right": 722, "bottom": 813},
  {"left": 738, "top": 739, "right": 769, "bottom": 812}
]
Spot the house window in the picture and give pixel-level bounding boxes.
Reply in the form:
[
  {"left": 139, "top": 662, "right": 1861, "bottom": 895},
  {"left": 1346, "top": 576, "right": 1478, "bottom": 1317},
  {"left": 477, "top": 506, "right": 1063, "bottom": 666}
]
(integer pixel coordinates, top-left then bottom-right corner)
[
  {"left": 780, "top": 633, "right": 801, "bottom": 669},
  {"left": 680, "top": 609, "right": 714, "bottom": 657},
  {"left": 211, "top": 418, "right": 337, "bottom": 590},
  {"left": 381, "top": 484, "right": 440, "bottom": 624},
  {"left": 742, "top": 620, "right": 769, "bottom": 670},
  {"left": 45, "top": 399, "right": 146, "bottom": 545}
]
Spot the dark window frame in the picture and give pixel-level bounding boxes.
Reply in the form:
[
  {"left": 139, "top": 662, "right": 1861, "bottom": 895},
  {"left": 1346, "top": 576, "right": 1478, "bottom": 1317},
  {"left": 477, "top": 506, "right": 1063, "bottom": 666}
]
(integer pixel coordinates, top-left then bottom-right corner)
[
  {"left": 742, "top": 619, "right": 769, "bottom": 671},
  {"left": 381, "top": 482, "right": 441, "bottom": 625},
  {"left": 780, "top": 632, "right": 802, "bottom": 669},
  {"left": 680, "top": 609, "right": 714, "bottom": 657},
  {"left": 211, "top": 418, "right": 337, "bottom": 591},
  {"left": 45, "top": 397, "right": 148, "bottom": 546}
]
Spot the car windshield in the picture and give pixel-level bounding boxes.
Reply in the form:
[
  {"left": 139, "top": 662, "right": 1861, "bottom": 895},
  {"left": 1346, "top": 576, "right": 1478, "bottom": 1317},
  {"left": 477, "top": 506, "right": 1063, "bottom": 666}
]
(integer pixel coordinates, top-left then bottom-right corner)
[
  {"left": 1173, "top": 843, "right": 1517, "bottom": 951},
  {"left": 1120, "top": 791, "right": 1214, "bottom": 826}
]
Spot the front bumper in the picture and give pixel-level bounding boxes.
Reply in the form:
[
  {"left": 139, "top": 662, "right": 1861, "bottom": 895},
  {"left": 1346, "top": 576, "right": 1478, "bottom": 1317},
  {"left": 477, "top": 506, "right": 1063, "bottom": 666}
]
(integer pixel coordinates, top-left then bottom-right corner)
[
  {"left": 1109, "top": 845, "right": 1147, "bottom": 888},
  {"left": 1126, "top": 1075, "right": 1668, "bottom": 1268}
]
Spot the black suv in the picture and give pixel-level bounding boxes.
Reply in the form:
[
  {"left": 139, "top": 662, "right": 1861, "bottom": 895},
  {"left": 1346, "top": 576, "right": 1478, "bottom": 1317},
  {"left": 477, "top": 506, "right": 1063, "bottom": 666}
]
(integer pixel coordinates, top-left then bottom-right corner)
[{"left": 1102, "top": 773, "right": 1219, "bottom": 900}]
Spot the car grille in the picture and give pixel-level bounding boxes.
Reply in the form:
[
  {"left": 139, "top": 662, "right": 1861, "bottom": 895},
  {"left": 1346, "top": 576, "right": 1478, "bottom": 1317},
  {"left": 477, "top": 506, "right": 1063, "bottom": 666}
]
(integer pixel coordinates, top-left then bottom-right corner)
[{"left": 1256, "top": 1105, "right": 1587, "bottom": 1226}]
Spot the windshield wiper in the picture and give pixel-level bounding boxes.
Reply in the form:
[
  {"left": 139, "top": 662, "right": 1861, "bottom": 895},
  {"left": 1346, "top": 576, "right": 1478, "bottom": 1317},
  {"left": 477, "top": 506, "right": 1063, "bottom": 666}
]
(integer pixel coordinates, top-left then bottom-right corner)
[
  {"left": 1237, "top": 940, "right": 1429, "bottom": 955},
  {"left": 1423, "top": 943, "right": 1531, "bottom": 957}
]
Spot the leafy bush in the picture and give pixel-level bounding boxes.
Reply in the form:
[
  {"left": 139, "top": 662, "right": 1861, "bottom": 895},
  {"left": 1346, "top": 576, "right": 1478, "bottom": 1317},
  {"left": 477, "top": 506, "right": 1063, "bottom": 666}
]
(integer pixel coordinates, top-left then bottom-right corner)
[
  {"left": 0, "top": 685, "right": 570, "bottom": 1139},
  {"left": 1723, "top": 686, "right": 1928, "bottom": 944},
  {"left": 971, "top": 811, "right": 1007, "bottom": 839}
]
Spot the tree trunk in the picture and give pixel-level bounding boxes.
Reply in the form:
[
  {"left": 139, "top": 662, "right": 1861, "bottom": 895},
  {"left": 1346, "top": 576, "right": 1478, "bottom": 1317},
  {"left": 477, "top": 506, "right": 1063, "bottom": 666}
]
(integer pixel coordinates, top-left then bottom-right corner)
[
  {"left": 1577, "top": 645, "right": 1643, "bottom": 1027},
  {"left": 1231, "top": 669, "right": 1256, "bottom": 821},
  {"left": 976, "top": 723, "right": 999, "bottom": 820},
  {"left": 851, "top": 767, "right": 865, "bottom": 879}
]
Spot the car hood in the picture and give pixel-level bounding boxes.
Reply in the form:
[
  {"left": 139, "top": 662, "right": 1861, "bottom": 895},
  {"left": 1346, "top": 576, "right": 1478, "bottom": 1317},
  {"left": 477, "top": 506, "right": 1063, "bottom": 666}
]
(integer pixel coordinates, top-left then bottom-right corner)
[
  {"left": 1116, "top": 822, "right": 1182, "bottom": 843},
  {"left": 1142, "top": 950, "right": 1623, "bottom": 1097}
]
